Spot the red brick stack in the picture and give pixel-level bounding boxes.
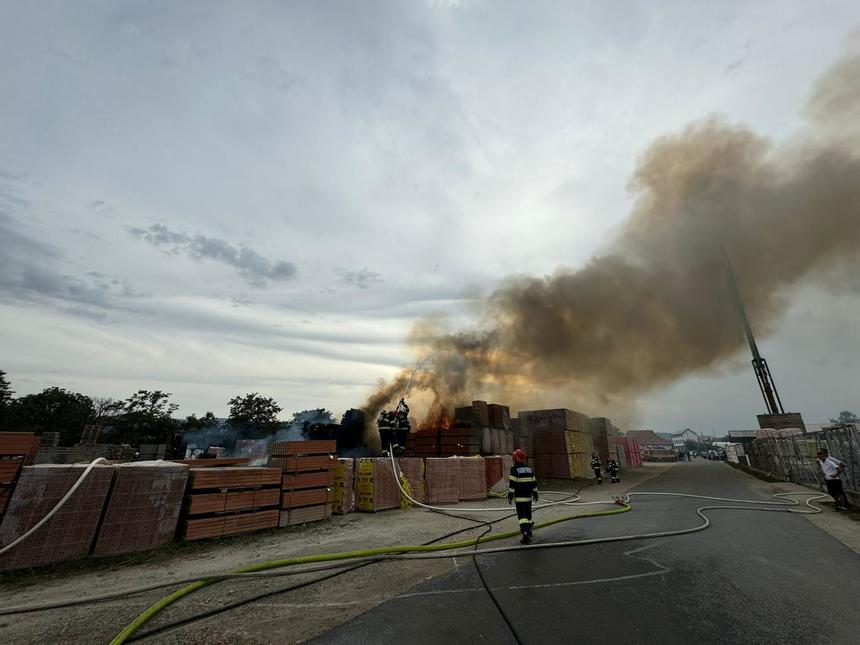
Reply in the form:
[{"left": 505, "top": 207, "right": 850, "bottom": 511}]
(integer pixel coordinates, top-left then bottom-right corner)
[
  {"left": 180, "top": 467, "right": 281, "bottom": 540},
  {"left": 484, "top": 456, "right": 505, "bottom": 490},
  {"left": 457, "top": 457, "right": 487, "bottom": 501},
  {"left": 440, "top": 426, "right": 481, "bottom": 457},
  {"left": 409, "top": 429, "right": 441, "bottom": 458},
  {"left": 93, "top": 461, "right": 189, "bottom": 556},
  {"left": 0, "top": 464, "right": 114, "bottom": 571},
  {"left": 269, "top": 440, "right": 336, "bottom": 527},
  {"left": 425, "top": 458, "right": 459, "bottom": 503},
  {"left": 0, "top": 432, "right": 37, "bottom": 520},
  {"left": 333, "top": 458, "right": 354, "bottom": 514},
  {"left": 355, "top": 458, "right": 401, "bottom": 512},
  {"left": 397, "top": 457, "right": 426, "bottom": 503}
]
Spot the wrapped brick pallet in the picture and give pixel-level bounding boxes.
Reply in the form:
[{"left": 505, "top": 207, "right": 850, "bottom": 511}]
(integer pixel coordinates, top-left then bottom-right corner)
[
  {"left": 94, "top": 461, "right": 189, "bottom": 556},
  {"left": 333, "top": 458, "right": 354, "bottom": 514},
  {"left": 457, "top": 457, "right": 486, "bottom": 501},
  {"left": 397, "top": 457, "right": 426, "bottom": 503},
  {"left": 356, "top": 458, "right": 401, "bottom": 512},
  {"left": 425, "top": 458, "right": 459, "bottom": 504},
  {"left": 0, "top": 464, "right": 114, "bottom": 571}
]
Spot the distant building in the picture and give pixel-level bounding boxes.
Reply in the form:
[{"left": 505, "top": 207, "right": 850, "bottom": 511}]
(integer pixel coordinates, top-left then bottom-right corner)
[
  {"left": 671, "top": 428, "right": 702, "bottom": 449},
  {"left": 626, "top": 430, "right": 672, "bottom": 448}
]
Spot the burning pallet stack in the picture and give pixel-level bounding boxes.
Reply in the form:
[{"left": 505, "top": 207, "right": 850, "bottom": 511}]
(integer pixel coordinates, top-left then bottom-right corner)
[
  {"left": 0, "top": 432, "right": 37, "bottom": 521},
  {"left": 521, "top": 408, "right": 595, "bottom": 479},
  {"left": 453, "top": 401, "right": 514, "bottom": 457},
  {"left": 355, "top": 458, "right": 401, "bottom": 512},
  {"left": 0, "top": 464, "right": 114, "bottom": 571},
  {"left": 403, "top": 428, "right": 440, "bottom": 458},
  {"left": 269, "top": 440, "right": 336, "bottom": 527},
  {"left": 440, "top": 425, "right": 481, "bottom": 457},
  {"left": 93, "top": 461, "right": 189, "bottom": 556},
  {"left": 180, "top": 466, "right": 281, "bottom": 540},
  {"left": 333, "top": 457, "right": 354, "bottom": 514}
]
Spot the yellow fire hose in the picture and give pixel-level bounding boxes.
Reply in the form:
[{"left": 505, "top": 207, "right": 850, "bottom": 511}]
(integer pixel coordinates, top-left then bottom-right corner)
[{"left": 109, "top": 503, "right": 631, "bottom": 644}]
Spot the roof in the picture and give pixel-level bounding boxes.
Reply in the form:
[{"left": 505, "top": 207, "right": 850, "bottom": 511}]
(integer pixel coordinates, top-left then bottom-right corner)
[
  {"left": 626, "top": 430, "right": 672, "bottom": 446},
  {"left": 671, "top": 428, "right": 701, "bottom": 439},
  {"left": 727, "top": 430, "right": 757, "bottom": 439}
]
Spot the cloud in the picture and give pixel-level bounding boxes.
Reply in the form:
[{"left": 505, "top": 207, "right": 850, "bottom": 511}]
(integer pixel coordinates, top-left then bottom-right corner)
[
  {"left": 0, "top": 181, "right": 133, "bottom": 314},
  {"left": 129, "top": 223, "right": 298, "bottom": 287},
  {"left": 335, "top": 267, "right": 384, "bottom": 289}
]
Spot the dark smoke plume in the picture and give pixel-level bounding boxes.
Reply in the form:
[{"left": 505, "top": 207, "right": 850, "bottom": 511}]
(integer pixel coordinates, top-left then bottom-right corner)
[{"left": 364, "top": 52, "right": 860, "bottom": 436}]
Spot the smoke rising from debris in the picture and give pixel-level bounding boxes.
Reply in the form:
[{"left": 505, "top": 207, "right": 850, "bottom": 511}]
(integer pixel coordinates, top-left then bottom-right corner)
[{"left": 364, "top": 52, "right": 860, "bottom": 432}]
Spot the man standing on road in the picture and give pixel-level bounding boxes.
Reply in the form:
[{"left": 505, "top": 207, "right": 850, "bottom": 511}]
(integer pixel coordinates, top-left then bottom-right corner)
[
  {"left": 817, "top": 449, "right": 851, "bottom": 510},
  {"left": 591, "top": 453, "right": 603, "bottom": 484},
  {"left": 508, "top": 449, "right": 538, "bottom": 544}
]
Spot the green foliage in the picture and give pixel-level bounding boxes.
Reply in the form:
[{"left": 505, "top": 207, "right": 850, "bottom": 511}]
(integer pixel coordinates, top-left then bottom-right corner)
[
  {"left": 108, "top": 390, "right": 180, "bottom": 444},
  {"left": 228, "top": 393, "right": 282, "bottom": 438},
  {"left": 181, "top": 411, "right": 219, "bottom": 431},
  {"left": 0, "top": 370, "right": 13, "bottom": 430},
  {"left": 829, "top": 410, "right": 859, "bottom": 426},
  {"left": 11, "top": 387, "right": 96, "bottom": 446}
]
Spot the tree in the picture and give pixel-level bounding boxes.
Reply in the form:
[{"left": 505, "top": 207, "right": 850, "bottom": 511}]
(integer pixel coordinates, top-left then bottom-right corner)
[
  {"left": 829, "top": 411, "right": 859, "bottom": 427},
  {"left": 181, "top": 411, "right": 219, "bottom": 432},
  {"left": 0, "top": 370, "right": 13, "bottom": 431},
  {"left": 109, "top": 390, "right": 180, "bottom": 444},
  {"left": 228, "top": 393, "right": 282, "bottom": 438},
  {"left": 11, "top": 387, "right": 96, "bottom": 445}
]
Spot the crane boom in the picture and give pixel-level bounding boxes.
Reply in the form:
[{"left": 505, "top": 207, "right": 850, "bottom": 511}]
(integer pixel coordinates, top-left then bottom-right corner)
[{"left": 722, "top": 250, "right": 784, "bottom": 415}]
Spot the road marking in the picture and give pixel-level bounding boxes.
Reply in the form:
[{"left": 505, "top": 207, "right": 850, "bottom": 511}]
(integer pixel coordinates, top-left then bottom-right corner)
[{"left": 398, "top": 540, "right": 673, "bottom": 599}]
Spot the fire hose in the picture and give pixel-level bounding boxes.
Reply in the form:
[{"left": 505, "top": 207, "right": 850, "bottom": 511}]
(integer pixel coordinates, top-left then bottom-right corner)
[
  {"left": 0, "top": 456, "right": 826, "bottom": 644},
  {"left": 0, "top": 457, "right": 109, "bottom": 557}
]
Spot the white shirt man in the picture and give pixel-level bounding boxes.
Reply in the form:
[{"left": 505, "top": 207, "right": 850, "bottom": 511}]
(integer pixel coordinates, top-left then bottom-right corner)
[{"left": 816, "top": 449, "right": 849, "bottom": 511}]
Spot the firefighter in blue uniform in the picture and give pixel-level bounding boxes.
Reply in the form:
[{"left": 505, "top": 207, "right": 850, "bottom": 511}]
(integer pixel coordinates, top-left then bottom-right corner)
[
  {"left": 591, "top": 453, "right": 603, "bottom": 484},
  {"left": 508, "top": 449, "right": 538, "bottom": 544}
]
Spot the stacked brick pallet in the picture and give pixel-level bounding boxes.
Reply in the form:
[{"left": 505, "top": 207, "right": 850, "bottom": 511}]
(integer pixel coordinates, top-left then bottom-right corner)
[
  {"left": 397, "top": 457, "right": 427, "bottom": 503},
  {"left": 269, "top": 440, "right": 336, "bottom": 526},
  {"left": 404, "top": 428, "right": 440, "bottom": 458},
  {"left": 0, "top": 464, "right": 114, "bottom": 571},
  {"left": 93, "top": 461, "right": 189, "bottom": 556},
  {"left": 425, "top": 458, "right": 460, "bottom": 503},
  {"left": 589, "top": 417, "right": 615, "bottom": 464},
  {"left": 0, "top": 432, "right": 36, "bottom": 520},
  {"left": 356, "top": 458, "right": 401, "bottom": 512},
  {"left": 440, "top": 425, "right": 480, "bottom": 457},
  {"left": 457, "top": 457, "right": 487, "bottom": 501},
  {"left": 333, "top": 458, "right": 354, "bottom": 514},
  {"left": 180, "top": 467, "right": 281, "bottom": 540},
  {"left": 521, "top": 408, "right": 595, "bottom": 479}
]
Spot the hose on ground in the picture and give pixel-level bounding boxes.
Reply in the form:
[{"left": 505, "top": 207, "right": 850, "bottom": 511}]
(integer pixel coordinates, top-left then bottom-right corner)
[
  {"left": 0, "top": 458, "right": 109, "bottom": 556},
  {"left": 107, "top": 503, "right": 630, "bottom": 644}
]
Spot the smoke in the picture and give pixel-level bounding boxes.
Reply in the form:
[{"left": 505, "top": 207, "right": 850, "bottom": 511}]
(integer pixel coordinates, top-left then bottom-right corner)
[{"left": 365, "top": 51, "right": 860, "bottom": 427}]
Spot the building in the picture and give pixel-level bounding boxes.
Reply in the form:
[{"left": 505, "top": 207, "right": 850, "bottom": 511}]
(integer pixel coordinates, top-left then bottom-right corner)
[
  {"left": 671, "top": 428, "right": 702, "bottom": 449},
  {"left": 627, "top": 430, "right": 673, "bottom": 449}
]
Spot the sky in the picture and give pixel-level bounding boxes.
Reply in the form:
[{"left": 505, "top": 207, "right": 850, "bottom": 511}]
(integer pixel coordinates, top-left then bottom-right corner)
[{"left": 1, "top": 1, "right": 858, "bottom": 433}]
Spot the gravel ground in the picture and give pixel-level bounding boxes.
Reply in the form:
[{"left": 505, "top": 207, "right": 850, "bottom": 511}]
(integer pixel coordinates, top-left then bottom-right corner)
[{"left": 0, "top": 464, "right": 670, "bottom": 644}]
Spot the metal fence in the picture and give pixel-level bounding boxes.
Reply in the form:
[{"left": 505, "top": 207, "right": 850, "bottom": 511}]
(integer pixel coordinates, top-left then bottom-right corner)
[{"left": 745, "top": 424, "right": 859, "bottom": 505}]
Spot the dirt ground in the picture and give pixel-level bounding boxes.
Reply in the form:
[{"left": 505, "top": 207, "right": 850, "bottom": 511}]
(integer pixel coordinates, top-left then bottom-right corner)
[{"left": 0, "top": 464, "right": 670, "bottom": 644}]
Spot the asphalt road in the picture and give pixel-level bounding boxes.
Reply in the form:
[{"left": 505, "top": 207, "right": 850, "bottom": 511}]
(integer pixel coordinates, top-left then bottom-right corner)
[{"left": 310, "top": 462, "right": 860, "bottom": 645}]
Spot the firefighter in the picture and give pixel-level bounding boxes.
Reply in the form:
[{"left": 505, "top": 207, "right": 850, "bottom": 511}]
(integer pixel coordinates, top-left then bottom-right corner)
[
  {"left": 377, "top": 410, "right": 395, "bottom": 455},
  {"left": 607, "top": 458, "right": 620, "bottom": 483},
  {"left": 508, "top": 449, "right": 538, "bottom": 544},
  {"left": 591, "top": 453, "right": 603, "bottom": 484}
]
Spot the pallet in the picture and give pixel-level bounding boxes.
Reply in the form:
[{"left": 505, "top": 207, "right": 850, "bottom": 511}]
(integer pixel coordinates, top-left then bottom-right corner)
[
  {"left": 268, "top": 440, "right": 336, "bottom": 457},
  {"left": 182, "top": 509, "right": 279, "bottom": 541},
  {"left": 172, "top": 457, "right": 250, "bottom": 467}
]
